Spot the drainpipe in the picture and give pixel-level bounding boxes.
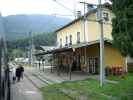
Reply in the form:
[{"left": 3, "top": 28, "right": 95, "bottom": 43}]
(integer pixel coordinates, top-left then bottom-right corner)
[
  {"left": 84, "top": 17, "right": 88, "bottom": 67},
  {"left": 125, "top": 57, "right": 128, "bottom": 72},
  {"left": 83, "top": 2, "right": 87, "bottom": 67}
]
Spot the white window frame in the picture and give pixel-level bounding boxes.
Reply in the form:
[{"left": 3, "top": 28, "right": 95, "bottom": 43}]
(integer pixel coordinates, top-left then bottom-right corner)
[
  {"left": 102, "top": 12, "right": 109, "bottom": 21},
  {"left": 65, "top": 36, "right": 68, "bottom": 47},
  {"left": 77, "top": 32, "right": 80, "bottom": 43},
  {"left": 96, "top": 11, "right": 109, "bottom": 22},
  {"left": 60, "top": 38, "right": 62, "bottom": 47},
  {"left": 69, "top": 34, "right": 72, "bottom": 45}
]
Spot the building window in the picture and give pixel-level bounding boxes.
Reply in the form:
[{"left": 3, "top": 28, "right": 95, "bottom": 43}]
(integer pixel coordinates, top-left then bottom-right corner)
[
  {"left": 77, "top": 32, "right": 80, "bottom": 43},
  {"left": 96, "top": 11, "right": 109, "bottom": 22},
  {"left": 69, "top": 35, "right": 72, "bottom": 45},
  {"left": 103, "top": 12, "right": 109, "bottom": 21},
  {"left": 65, "top": 36, "right": 68, "bottom": 47},
  {"left": 96, "top": 11, "right": 99, "bottom": 20},
  {"left": 60, "top": 38, "right": 62, "bottom": 47}
]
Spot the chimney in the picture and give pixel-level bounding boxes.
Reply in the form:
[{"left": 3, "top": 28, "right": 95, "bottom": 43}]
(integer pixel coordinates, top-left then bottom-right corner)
[{"left": 77, "top": 11, "right": 82, "bottom": 18}]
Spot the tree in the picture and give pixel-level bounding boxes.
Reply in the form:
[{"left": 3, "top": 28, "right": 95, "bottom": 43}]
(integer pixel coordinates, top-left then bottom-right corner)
[
  {"left": 7, "top": 32, "right": 56, "bottom": 59},
  {"left": 111, "top": 0, "right": 133, "bottom": 57},
  {"left": 12, "top": 49, "right": 24, "bottom": 58}
]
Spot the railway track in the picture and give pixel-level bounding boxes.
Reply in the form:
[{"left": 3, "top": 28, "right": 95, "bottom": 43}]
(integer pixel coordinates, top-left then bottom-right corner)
[
  {"left": 24, "top": 71, "right": 76, "bottom": 100},
  {"left": 24, "top": 73, "right": 48, "bottom": 89}
]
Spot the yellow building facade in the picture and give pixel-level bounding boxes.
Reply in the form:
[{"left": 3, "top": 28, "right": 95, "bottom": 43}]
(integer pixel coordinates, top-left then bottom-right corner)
[
  {"left": 56, "top": 8, "right": 114, "bottom": 47},
  {"left": 55, "top": 7, "right": 125, "bottom": 73}
]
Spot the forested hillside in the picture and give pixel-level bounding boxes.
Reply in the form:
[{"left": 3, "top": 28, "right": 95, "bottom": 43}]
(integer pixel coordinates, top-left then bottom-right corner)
[
  {"left": 8, "top": 32, "right": 56, "bottom": 49},
  {"left": 3, "top": 14, "right": 71, "bottom": 40},
  {"left": 7, "top": 32, "right": 56, "bottom": 59},
  {"left": 3, "top": 14, "right": 71, "bottom": 59}
]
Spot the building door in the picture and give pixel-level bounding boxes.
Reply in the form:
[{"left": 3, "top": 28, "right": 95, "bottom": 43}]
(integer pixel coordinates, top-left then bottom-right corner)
[
  {"left": 88, "top": 57, "right": 99, "bottom": 74},
  {"left": 76, "top": 55, "right": 81, "bottom": 71}
]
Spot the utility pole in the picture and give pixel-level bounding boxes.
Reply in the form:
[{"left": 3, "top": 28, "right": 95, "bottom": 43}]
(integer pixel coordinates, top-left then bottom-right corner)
[
  {"left": 29, "top": 31, "right": 33, "bottom": 67},
  {"left": 79, "top": 1, "right": 86, "bottom": 42},
  {"left": 98, "top": 0, "right": 105, "bottom": 87},
  {"left": 73, "top": 0, "right": 77, "bottom": 19},
  {"left": 79, "top": 1, "right": 97, "bottom": 42},
  {"left": 0, "top": 38, "right": 2, "bottom": 100},
  {"left": 79, "top": 0, "right": 105, "bottom": 86},
  {"left": 79, "top": 1, "right": 88, "bottom": 68}
]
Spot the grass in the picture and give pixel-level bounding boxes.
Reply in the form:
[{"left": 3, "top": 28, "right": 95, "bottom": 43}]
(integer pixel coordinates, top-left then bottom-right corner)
[
  {"left": 106, "top": 74, "right": 126, "bottom": 81},
  {"left": 40, "top": 73, "right": 133, "bottom": 100}
]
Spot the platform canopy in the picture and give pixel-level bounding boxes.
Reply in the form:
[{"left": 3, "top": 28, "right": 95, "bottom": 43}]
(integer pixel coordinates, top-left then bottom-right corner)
[{"left": 35, "top": 39, "right": 112, "bottom": 56}]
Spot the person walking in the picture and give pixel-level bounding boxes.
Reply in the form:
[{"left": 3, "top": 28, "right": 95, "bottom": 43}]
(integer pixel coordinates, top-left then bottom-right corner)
[
  {"left": 19, "top": 65, "right": 24, "bottom": 80},
  {"left": 16, "top": 66, "right": 22, "bottom": 82},
  {"left": 12, "top": 67, "right": 16, "bottom": 83}
]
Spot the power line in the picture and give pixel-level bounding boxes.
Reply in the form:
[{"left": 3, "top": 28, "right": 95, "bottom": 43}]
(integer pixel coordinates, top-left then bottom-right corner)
[
  {"left": 51, "top": 14, "right": 74, "bottom": 17},
  {"left": 53, "top": 0, "right": 74, "bottom": 13},
  {"left": 52, "top": 0, "right": 76, "bottom": 18}
]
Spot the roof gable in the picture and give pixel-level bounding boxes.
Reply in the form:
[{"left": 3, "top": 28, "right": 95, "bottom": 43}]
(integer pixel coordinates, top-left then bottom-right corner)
[{"left": 55, "top": 3, "right": 112, "bottom": 33}]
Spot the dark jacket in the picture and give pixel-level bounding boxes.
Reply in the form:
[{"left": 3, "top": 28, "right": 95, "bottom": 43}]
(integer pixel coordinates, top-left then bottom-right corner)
[{"left": 16, "top": 68, "right": 21, "bottom": 77}]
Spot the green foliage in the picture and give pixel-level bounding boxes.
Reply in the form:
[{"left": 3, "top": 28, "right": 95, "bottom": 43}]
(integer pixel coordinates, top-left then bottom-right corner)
[
  {"left": 40, "top": 73, "right": 133, "bottom": 100},
  {"left": 7, "top": 32, "right": 56, "bottom": 59},
  {"left": 12, "top": 49, "right": 24, "bottom": 57},
  {"left": 4, "top": 14, "right": 70, "bottom": 59},
  {"left": 112, "top": 0, "right": 133, "bottom": 57},
  {"left": 33, "top": 32, "right": 56, "bottom": 46}
]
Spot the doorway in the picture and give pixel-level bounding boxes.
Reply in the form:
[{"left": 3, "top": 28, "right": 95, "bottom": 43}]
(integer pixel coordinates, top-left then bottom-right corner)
[{"left": 87, "top": 57, "right": 99, "bottom": 74}]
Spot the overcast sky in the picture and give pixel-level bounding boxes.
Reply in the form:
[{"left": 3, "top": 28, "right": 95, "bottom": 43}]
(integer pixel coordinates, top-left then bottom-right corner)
[{"left": 0, "top": 0, "right": 109, "bottom": 18}]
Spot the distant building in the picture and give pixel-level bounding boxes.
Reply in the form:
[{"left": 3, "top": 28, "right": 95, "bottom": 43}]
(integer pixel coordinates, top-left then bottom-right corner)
[
  {"left": 14, "top": 57, "right": 29, "bottom": 64},
  {"left": 35, "top": 46, "right": 56, "bottom": 66},
  {"left": 35, "top": 46, "right": 56, "bottom": 54}
]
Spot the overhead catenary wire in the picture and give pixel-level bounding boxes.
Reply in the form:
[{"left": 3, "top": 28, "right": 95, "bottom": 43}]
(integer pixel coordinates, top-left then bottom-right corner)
[
  {"left": 51, "top": 14, "right": 74, "bottom": 17},
  {"left": 52, "top": 0, "right": 75, "bottom": 14},
  {"left": 52, "top": 0, "right": 76, "bottom": 18}
]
